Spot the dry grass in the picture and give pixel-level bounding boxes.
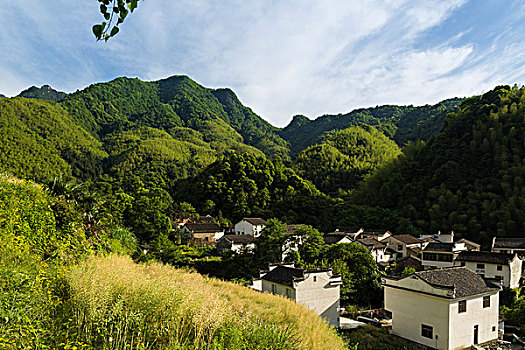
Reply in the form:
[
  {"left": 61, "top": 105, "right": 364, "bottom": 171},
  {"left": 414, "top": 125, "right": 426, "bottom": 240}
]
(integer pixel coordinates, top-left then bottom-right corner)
[{"left": 65, "top": 254, "right": 345, "bottom": 350}]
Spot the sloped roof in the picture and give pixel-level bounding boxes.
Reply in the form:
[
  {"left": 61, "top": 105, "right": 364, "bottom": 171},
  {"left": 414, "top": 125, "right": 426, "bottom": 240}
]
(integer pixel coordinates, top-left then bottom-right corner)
[
  {"left": 262, "top": 266, "right": 306, "bottom": 287},
  {"left": 357, "top": 238, "right": 386, "bottom": 250},
  {"left": 242, "top": 217, "right": 267, "bottom": 225},
  {"left": 392, "top": 234, "right": 422, "bottom": 245},
  {"left": 363, "top": 228, "right": 390, "bottom": 235},
  {"left": 221, "top": 235, "right": 257, "bottom": 244},
  {"left": 423, "top": 242, "right": 454, "bottom": 252},
  {"left": 415, "top": 267, "right": 499, "bottom": 298},
  {"left": 184, "top": 223, "right": 222, "bottom": 233},
  {"left": 456, "top": 251, "right": 514, "bottom": 265},
  {"left": 457, "top": 238, "right": 480, "bottom": 249},
  {"left": 493, "top": 238, "right": 525, "bottom": 249},
  {"left": 324, "top": 234, "right": 351, "bottom": 245}
]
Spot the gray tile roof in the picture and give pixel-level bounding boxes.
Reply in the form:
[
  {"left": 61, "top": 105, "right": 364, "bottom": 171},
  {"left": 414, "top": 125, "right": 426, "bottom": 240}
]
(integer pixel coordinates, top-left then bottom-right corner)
[
  {"left": 262, "top": 266, "right": 306, "bottom": 287},
  {"left": 423, "top": 242, "right": 454, "bottom": 252},
  {"left": 243, "top": 217, "right": 267, "bottom": 225},
  {"left": 455, "top": 251, "right": 514, "bottom": 265},
  {"left": 357, "top": 238, "right": 386, "bottom": 249},
  {"left": 392, "top": 234, "right": 422, "bottom": 245},
  {"left": 184, "top": 223, "right": 222, "bottom": 233},
  {"left": 415, "top": 267, "right": 499, "bottom": 298},
  {"left": 493, "top": 238, "right": 525, "bottom": 249},
  {"left": 323, "top": 234, "right": 351, "bottom": 245}
]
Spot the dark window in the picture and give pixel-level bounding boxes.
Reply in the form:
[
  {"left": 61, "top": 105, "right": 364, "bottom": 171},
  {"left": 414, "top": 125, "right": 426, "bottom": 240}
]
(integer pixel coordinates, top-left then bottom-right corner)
[
  {"left": 437, "top": 253, "right": 453, "bottom": 262},
  {"left": 483, "top": 296, "right": 490, "bottom": 308},
  {"left": 459, "top": 300, "right": 467, "bottom": 313},
  {"left": 423, "top": 253, "right": 437, "bottom": 261},
  {"left": 477, "top": 263, "right": 485, "bottom": 269},
  {"left": 460, "top": 261, "right": 466, "bottom": 266},
  {"left": 497, "top": 265, "right": 503, "bottom": 271},
  {"left": 494, "top": 275, "right": 503, "bottom": 281},
  {"left": 397, "top": 245, "right": 403, "bottom": 251},
  {"left": 313, "top": 276, "right": 317, "bottom": 282},
  {"left": 492, "top": 326, "right": 496, "bottom": 332},
  {"left": 421, "top": 324, "right": 433, "bottom": 339}
]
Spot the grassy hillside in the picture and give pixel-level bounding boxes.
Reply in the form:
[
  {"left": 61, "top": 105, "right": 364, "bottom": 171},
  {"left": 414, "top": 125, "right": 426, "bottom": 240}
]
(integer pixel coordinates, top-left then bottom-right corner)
[
  {"left": 65, "top": 254, "right": 345, "bottom": 350},
  {"left": 18, "top": 84, "right": 67, "bottom": 101}
]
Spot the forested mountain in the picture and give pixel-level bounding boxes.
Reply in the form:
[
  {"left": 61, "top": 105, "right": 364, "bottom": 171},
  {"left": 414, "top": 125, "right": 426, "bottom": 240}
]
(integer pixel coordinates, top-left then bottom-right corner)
[
  {"left": 280, "top": 98, "right": 463, "bottom": 155},
  {"left": 356, "top": 86, "right": 525, "bottom": 245},
  {"left": 18, "top": 84, "right": 67, "bottom": 101},
  {"left": 0, "top": 98, "right": 107, "bottom": 181},
  {"left": 293, "top": 125, "right": 401, "bottom": 195},
  {"left": 0, "top": 94, "right": 5, "bottom": 98}
]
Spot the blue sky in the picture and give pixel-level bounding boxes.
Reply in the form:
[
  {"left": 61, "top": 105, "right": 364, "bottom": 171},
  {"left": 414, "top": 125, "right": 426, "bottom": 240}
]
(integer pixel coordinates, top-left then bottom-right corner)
[{"left": 1, "top": 1, "right": 524, "bottom": 126}]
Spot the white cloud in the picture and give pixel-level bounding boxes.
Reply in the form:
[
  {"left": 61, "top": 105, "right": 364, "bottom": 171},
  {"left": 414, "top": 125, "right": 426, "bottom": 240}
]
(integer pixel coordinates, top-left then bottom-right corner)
[{"left": 0, "top": 0, "right": 524, "bottom": 126}]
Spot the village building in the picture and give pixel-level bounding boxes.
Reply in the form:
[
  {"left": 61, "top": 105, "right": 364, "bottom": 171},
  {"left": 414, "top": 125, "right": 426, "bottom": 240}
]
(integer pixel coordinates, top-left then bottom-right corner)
[
  {"left": 454, "top": 251, "right": 522, "bottom": 289},
  {"left": 216, "top": 234, "right": 256, "bottom": 255},
  {"left": 421, "top": 241, "right": 469, "bottom": 270},
  {"left": 420, "top": 231, "right": 455, "bottom": 244},
  {"left": 181, "top": 223, "right": 224, "bottom": 246},
  {"left": 234, "top": 218, "right": 267, "bottom": 237},
  {"left": 383, "top": 267, "right": 500, "bottom": 350},
  {"left": 252, "top": 263, "right": 342, "bottom": 326},
  {"left": 456, "top": 238, "right": 480, "bottom": 251},
  {"left": 331, "top": 227, "right": 364, "bottom": 240},
  {"left": 356, "top": 238, "right": 390, "bottom": 263},
  {"left": 384, "top": 234, "right": 423, "bottom": 259},
  {"left": 361, "top": 229, "right": 393, "bottom": 242},
  {"left": 491, "top": 237, "right": 525, "bottom": 256},
  {"left": 323, "top": 232, "right": 353, "bottom": 245},
  {"left": 390, "top": 255, "right": 423, "bottom": 276}
]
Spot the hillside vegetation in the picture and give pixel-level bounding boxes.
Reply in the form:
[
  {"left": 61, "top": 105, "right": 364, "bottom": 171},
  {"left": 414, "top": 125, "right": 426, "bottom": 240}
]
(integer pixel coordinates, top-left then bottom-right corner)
[
  {"left": 357, "top": 85, "right": 525, "bottom": 245},
  {"left": 0, "top": 175, "right": 345, "bottom": 349},
  {"left": 293, "top": 125, "right": 401, "bottom": 195},
  {"left": 280, "top": 98, "right": 462, "bottom": 155}
]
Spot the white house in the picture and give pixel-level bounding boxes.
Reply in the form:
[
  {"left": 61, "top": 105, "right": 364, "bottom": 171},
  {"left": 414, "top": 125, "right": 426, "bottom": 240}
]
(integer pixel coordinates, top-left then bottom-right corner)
[
  {"left": 252, "top": 263, "right": 342, "bottom": 326},
  {"left": 491, "top": 237, "right": 525, "bottom": 256},
  {"left": 384, "top": 234, "right": 423, "bottom": 259},
  {"left": 216, "top": 235, "right": 256, "bottom": 255},
  {"left": 181, "top": 223, "right": 224, "bottom": 246},
  {"left": 234, "top": 218, "right": 267, "bottom": 237},
  {"left": 454, "top": 251, "right": 522, "bottom": 289},
  {"left": 421, "top": 241, "right": 470, "bottom": 270},
  {"left": 356, "top": 238, "right": 390, "bottom": 263},
  {"left": 361, "top": 229, "right": 393, "bottom": 242},
  {"left": 383, "top": 267, "right": 500, "bottom": 350}
]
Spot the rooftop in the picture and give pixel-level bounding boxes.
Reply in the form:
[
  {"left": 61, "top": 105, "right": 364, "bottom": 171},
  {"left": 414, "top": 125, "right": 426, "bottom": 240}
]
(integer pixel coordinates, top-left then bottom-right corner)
[
  {"left": 357, "top": 238, "right": 386, "bottom": 249},
  {"left": 184, "top": 223, "right": 222, "bottom": 233},
  {"left": 455, "top": 251, "right": 515, "bottom": 265},
  {"left": 457, "top": 238, "right": 480, "bottom": 249},
  {"left": 415, "top": 267, "right": 499, "bottom": 298},
  {"left": 324, "top": 234, "right": 351, "bottom": 245},
  {"left": 242, "top": 217, "right": 267, "bottom": 226},
  {"left": 261, "top": 265, "right": 334, "bottom": 287},
  {"left": 493, "top": 238, "right": 525, "bottom": 249},
  {"left": 392, "top": 234, "right": 422, "bottom": 245},
  {"left": 423, "top": 242, "right": 454, "bottom": 252}
]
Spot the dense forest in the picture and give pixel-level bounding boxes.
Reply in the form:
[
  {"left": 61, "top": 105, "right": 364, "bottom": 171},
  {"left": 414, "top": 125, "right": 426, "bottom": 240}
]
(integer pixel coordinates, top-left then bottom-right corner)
[{"left": 1, "top": 77, "right": 524, "bottom": 247}]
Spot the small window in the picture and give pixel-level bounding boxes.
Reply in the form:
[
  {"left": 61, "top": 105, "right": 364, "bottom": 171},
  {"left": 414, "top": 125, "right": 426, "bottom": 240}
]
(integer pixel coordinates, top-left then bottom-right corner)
[
  {"left": 483, "top": 296, "right": 490, "bottom": 308},
  {"left": 460, "top": 261, "right": 466, "bottom": 266},
  {"left": 458, "top": 300, "right": 467, "bottom": 313},
  {"left": 313, "top": 276, "right": 317, "bottom": 282},
  {"left": 421, "top": 324, "right": 433, "bottom": 339},
  {"left": 477, "top": 263, "right": 485, "bottom": 269},
  {"left": 492, "top": 326, "right": 496, "bottom": 332},
  {"left": 286, "top": 288, "right": 293, "bottom": 299},
  {"left": 497, "top": 265, "right": 503, "bottom": 271},
  {"left": 397, "top": 245, "right": 403, "bottom": 251},
  {"left": 271, "top": 284, "right": 277, "bottom": 295}
]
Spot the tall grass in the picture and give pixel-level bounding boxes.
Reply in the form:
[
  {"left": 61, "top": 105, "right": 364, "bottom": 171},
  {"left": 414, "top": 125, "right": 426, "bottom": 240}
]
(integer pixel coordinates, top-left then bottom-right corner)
[{"left": 62, "top": 254, "right": 345, "bottom": 350}]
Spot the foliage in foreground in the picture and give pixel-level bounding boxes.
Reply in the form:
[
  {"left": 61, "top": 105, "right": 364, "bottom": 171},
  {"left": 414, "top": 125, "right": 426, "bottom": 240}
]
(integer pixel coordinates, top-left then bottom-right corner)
[
  {"left": 60, "top": 254, "right": 345, "bottom": 350},
  {"left": 342, "top": 325, "right": 407, "bottom": 350}
]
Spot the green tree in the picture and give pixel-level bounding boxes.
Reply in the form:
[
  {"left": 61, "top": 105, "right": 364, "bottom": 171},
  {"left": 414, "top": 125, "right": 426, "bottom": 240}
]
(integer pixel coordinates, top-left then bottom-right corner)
[{"left": 256, "top": 219, "right": 287, "bottom": 264}]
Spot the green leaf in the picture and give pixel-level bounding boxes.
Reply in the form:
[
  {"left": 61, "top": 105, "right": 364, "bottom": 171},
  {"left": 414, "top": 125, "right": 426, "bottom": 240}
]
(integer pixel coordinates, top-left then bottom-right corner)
[
  {"left": 92, "top": 24, "right": 103, "bottom": 38},
  {"left": 104, "top": 12, "right": 110, "bottom": 20},
  {"left": 100, "top": 4, "right": 107, "bottom": 14},
  {"left": 110, "top": 27, "right": 120, "bottom": 37}
]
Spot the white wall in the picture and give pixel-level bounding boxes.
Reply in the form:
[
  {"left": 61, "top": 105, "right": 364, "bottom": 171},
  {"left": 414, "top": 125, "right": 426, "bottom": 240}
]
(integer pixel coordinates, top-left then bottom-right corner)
[
  {"left": 296, "top": 272, "right": 340, "bottom": 327},
  {"left": 234, "top": 220, "right": 265, "bottom": 237},
  {"left": 384, "top": 285, "right": 450, "bottom": 349},
  {"left": 454, "top": 259, "right": 522, "bottom": 289},
  {"left": 448, "top": 293, "right": 499, "bottom": 349}
]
